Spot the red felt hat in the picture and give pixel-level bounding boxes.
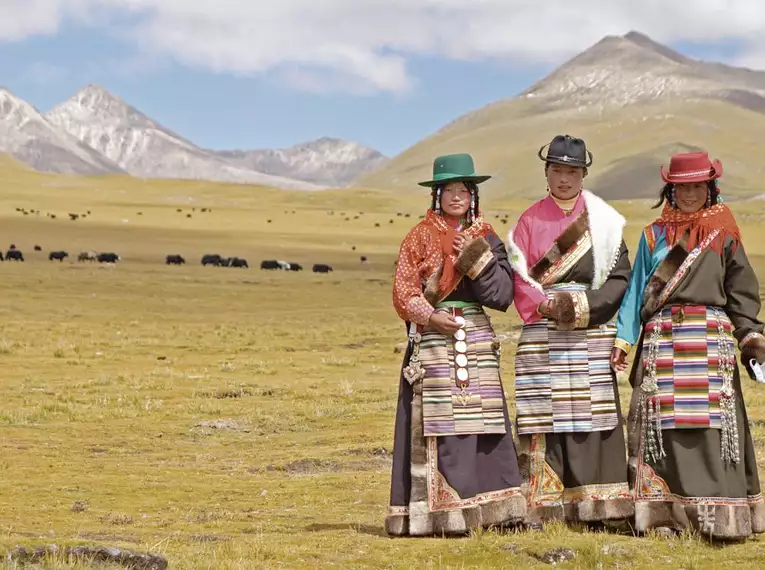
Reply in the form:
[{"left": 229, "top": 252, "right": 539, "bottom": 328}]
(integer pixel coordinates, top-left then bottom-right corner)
[{"left": 660, "top": 151, "right": 723, "bottom": 184}]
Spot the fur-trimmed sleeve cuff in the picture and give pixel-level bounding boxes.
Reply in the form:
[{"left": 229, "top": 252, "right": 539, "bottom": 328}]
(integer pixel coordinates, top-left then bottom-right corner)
[
  {"left": 549, "top": 291, "right": 590, "bottom": 331},
  {"left": 455, "top": 237, "right": 494, "bottom": 280},
  {"left": 741, "top": 332, "right": 765, "bottom": 379}
]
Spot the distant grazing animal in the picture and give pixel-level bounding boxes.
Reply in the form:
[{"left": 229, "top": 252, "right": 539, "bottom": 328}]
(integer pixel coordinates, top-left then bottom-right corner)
[
  {"left": 0, "top": 251, "right": 3, "bottom": 261},
  {"left": 312, "top": 264, "right": 332, "bottom": 273},
  {"left": 288, "top": 263, "right": 303, "bottom": 271},
  {"left": 276, "top": 260, "right": 290, "bottom": 270},
  {"left": 68, "top": 213, "right": 79, "bottom": 221},
  {"left": 225, "top": 257, "right": 248, "bottom": 268},
  {"left": 97, "top": 252, "right": 120, "bottom": 263},
  {"left": 166, "top": 254, "right": 185, "bottom": 265},
  {"left": 34, "top": 245, "right": 42, "bottom": 251},
  {"left": 360, "top": 256, "right": 367, "bottom": 263},
  {"left": 78, "top": 251, "right": 98, "bottom": 262},
  {"left": 260, "top": 260, "right": 280, "bottom": 270},
  {"left": 49, "top": 250, "right": 68, "bottom": 262},
  {"left": 6, "top": 250, "right": 24, "bottom": 261},
  {"left": 201, "top": 254, "right": 224, "bottom": 266}
]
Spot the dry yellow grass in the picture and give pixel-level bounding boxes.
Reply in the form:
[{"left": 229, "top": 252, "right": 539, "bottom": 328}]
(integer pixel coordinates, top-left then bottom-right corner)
[{"left": 2, "top": 159, "right": 765, "bottom": 568}]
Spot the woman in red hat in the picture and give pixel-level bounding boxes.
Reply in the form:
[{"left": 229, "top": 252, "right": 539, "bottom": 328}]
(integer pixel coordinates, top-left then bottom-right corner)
[
  {"left": 612, "top": 151, "right": 765, "bottom": 539},
  {"left": 386, "top": 153, "right": 526, "bottom": 537}
]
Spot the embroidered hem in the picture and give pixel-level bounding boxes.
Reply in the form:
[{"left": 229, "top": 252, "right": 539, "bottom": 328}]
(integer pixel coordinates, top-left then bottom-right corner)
[
  {"left": 634, "top": 499, "right": 765, "bottom": 540},
  {"left": 523, "top": 433, "right": 633, "bottom": 523}
]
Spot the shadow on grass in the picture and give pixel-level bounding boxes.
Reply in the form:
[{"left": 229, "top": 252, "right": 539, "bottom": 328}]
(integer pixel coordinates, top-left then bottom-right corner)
[{"left": 304, "top": 523, "right": 388, "bottom": 537}]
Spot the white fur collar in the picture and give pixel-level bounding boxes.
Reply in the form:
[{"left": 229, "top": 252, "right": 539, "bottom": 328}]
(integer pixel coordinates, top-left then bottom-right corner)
[
  {"left": 506, "top": 227, "right": 545, "bottom": 294},
  {"left": 506, "top": 190, "right": 625, "bottom": 291},
  {"left": 581, "top": 190, "right": 625, "bottom": 289}
]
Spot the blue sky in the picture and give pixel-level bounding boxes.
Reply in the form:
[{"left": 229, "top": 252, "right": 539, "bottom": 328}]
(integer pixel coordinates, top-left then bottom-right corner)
[{"left": 0, "top": 2, "right": 761, "bottom": 158}]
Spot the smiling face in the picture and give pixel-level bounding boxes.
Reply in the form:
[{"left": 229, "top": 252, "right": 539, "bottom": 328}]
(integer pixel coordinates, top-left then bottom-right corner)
[
  {"left": 439, "top": 181, "right": 472, "bottom": 218},
  {"left": 674, "top": 182, "right": 709, "bottom": 213},
  {"left": 546, "top": 163, "right": 584, "bottom": 200}
]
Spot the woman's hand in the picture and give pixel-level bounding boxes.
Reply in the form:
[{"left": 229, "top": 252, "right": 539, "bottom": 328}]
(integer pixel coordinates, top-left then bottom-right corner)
[
  {"left": 428, "top": 311, "right": 463, "bottom": 335},
  {"left": 452, "top": 234, "right": 466, "bottom": 256},
  {"left": 537, "top": 296, "right": 555, "bottom": 318},
  {"left": 610, "top": 347, "right": 628, "bottom": 372}
]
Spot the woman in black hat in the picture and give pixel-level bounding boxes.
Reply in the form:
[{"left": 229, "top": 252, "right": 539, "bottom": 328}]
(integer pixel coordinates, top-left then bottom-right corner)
[
  {"left": 386, "top": 153, "right": 526, "bottom": 536},
  {"left": 506, "top": 135, "right": 634, "bottom": 526}
]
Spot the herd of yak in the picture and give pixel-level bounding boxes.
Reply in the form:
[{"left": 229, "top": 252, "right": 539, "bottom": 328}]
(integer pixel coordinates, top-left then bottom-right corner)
[{"left": 0, "top": 245, "right": 334, "bottom": 273}]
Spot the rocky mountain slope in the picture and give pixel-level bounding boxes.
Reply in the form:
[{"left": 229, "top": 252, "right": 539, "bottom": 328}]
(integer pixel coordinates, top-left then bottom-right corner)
[
  {"left": 45, "top": 85, "right": 325, "bottom": 190},
  {"left": 354, "top": 31, "right": 765, "bottom": 199},
  {"left": 0, "top": 88, "right": 125, "bottom": 176},
  {"left": 214, "top": 137, "right": 387, "bottom": 187}
]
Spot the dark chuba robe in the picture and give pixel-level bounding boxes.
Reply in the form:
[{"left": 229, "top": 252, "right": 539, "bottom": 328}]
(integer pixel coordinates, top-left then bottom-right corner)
[
  {"left": 507, "top": 192, "right": 634, "bottom": 524},
  {"left": 387, "top": 226, "right": 525, "bottom": 537},
  {"left": 617, "top": 227, "right": 765, "bottom": 540}
]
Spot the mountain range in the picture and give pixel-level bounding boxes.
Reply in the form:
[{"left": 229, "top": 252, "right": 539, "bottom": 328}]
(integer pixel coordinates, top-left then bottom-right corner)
[
  {"left": 4, "top": 31, "right": 765, "bottom": 197},
  {"left": 0, "top": 85, "right": 387, "bottom": 190},
  {"left": 355, "top": 31, "right": 765, "bottom": 200}
]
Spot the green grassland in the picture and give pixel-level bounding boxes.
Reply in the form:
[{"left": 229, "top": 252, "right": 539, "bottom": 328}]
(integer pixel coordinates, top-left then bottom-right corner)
[{"left": 2, "top": 156, "right": 765, "bottom": 568}]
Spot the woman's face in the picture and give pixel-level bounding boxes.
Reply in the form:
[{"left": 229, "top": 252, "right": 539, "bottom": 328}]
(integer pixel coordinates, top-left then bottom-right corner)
[
  {"left": 546, "top": 164, "right": 584, "bottom": 200},
  {"left": 674, "top": 182, "right": 708, "bottom": 213},
  {"left": 440, "top": 182, "right": 472, "bottom": 218}
]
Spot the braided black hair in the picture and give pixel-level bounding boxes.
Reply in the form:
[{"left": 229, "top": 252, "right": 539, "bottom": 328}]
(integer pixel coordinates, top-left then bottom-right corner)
[{"left": 430, "top": 182, "right": 480, "bottom": 222}]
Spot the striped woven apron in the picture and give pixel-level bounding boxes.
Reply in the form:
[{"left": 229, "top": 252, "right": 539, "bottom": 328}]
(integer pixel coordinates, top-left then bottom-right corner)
[
  {"left": 514, "top": 283, "right": 619, "bottom": 435},
  {"left": 416, "top": 300, "right": 506, "bottom": 437}
]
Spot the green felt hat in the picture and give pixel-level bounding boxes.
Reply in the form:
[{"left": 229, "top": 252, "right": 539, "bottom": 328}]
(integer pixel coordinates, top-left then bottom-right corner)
[{"left": 417, "top": 153, "right": 491, "bottom": 187}]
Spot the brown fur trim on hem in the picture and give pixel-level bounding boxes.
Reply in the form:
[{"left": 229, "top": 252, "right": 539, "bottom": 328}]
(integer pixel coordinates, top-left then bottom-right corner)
[
  {"left": 635, "top": 500, "right": 762, "bottom": 540},
  {"left": 751, "top": 499, "right": 765, "bottom": 534},
  {"left": 576, "top": 497, "right": 634, "bottom": 522},
  {"left": 526, "top": 505, "right": 567, "bottom": 524},
  {"left": 526, "top": 499, "right": 633, "bottom": 524},
  {"left": 529, "top": 210, "right": 589, "bottom": 281},
  {"left": 455, "top": 236, "right": 492, "bottom": 277},
  {"left": 641, "top": 232, "right": 689, "bottom": 320},
  {"left": 406, "top": 494, "right": 527, "bottom": 536},
  {"left": 385, "top": 513, "right": 409, "bottom": 537}
]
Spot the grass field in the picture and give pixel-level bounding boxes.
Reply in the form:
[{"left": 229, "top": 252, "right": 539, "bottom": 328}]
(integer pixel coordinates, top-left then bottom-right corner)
[{"left": 2, "top": 160, "right": 765, "bottom": 569}]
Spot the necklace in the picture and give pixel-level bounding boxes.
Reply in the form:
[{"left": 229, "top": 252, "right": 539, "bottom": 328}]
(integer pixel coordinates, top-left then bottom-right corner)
[{"left": 550, "top": 192, "right": 580, "bottom": 216}]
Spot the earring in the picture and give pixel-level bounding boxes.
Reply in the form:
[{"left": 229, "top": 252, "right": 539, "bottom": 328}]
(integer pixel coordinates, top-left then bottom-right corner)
[
  {"left": 705, "top": 188, "right": 711, "bottom": 208},
  {"left": 435, "top": 188, "right": 442, "bottom": 214},
  {"left": 469, "top": 192, "right": 476, "bottom": 223},
  {"left": 670, "top": 187, "right": 676, "bottom": 208}
]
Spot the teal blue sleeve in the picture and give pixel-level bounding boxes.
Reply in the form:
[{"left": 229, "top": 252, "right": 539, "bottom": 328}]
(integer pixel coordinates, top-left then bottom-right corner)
[{"left": 614, "top": 231, "right": 651, "bottom": 350}]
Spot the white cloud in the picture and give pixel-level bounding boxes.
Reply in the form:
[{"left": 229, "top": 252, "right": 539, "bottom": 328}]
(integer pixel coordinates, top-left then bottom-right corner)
[{"left": 3, "top": 1, "right": 765, "bottom": 92}]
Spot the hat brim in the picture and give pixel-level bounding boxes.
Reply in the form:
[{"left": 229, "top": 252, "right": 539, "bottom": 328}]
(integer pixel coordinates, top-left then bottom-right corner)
[
  {"left": 660, "top": 159, "right": 723, "bottom": 184},
  {"left": 417, "top": 174, "right": 491, "bottom": 188},
  {"left": 543, "top": 157, "right": 589, "bottom": 168}
]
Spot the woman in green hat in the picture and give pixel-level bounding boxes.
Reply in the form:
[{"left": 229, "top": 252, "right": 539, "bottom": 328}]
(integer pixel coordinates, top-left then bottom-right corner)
[{"left": 386, "top": 153, "right": 526, "bottom": 537}]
